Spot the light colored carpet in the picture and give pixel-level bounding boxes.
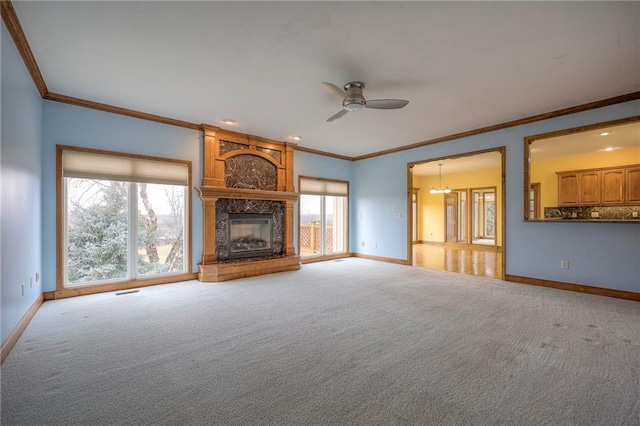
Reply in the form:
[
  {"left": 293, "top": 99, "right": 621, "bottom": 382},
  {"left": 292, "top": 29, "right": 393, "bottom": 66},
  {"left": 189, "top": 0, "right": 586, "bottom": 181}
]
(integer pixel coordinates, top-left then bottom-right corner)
[{"left": 1, "top": 258, "right": 639, "bottom": 425}]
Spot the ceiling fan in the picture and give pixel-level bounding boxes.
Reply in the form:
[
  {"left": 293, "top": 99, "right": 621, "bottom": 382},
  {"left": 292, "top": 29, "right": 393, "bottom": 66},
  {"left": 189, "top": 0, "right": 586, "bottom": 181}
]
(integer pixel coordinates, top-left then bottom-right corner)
[{"left": 322, "top": 81, "right": 409, "bottom": 122}]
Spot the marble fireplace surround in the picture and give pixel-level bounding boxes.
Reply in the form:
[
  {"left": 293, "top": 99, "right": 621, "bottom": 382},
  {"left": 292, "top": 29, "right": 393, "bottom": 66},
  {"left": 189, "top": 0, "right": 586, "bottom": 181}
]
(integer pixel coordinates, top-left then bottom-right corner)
[{"left": 196, "top": 125, "right": 300, "bottom": 282}]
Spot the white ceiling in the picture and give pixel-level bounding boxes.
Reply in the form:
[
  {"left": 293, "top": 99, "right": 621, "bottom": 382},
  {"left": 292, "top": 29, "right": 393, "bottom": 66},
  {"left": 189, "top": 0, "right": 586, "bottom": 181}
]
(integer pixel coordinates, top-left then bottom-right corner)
[
  {"left": 12, "top": 1, "right": 640, "bottom": 158},
  {"left": 530, "top": 120, "right": 640, "bottom": 161}
]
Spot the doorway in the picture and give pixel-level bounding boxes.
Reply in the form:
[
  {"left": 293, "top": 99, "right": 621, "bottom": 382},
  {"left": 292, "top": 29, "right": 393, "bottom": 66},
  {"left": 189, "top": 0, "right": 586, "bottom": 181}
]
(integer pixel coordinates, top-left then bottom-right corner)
[{"left": 407, "top": 148, "right": 505, "bottom": 279}]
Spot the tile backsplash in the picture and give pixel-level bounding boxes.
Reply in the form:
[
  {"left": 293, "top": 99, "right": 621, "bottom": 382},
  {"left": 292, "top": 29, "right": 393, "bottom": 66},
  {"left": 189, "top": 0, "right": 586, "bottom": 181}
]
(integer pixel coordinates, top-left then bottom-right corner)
[{"left": 544, "top": 206, "right": 640, "bottom": 220}]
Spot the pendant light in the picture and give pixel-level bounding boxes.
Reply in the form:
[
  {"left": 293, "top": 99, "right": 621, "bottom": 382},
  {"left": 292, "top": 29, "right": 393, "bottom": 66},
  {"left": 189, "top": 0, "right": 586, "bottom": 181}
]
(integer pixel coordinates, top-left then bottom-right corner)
[{"left": 429, "top": 164, "right": 451, "bottom": 194}]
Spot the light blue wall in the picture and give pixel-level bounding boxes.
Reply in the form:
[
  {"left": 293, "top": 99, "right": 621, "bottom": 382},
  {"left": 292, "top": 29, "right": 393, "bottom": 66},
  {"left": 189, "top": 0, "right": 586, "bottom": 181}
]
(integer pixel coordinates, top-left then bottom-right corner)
[
  {"left": 352, "top": 155, "right": 409, "bottom": 260},
  {"left": 2, "top": 18, "right": 639, "bottom": 349},
  {"left": 1, "top": 22, "right": 44, "bottom": 343},
  {"left": 294, "top": 151, "right": 352, "bottom": 183},
  {"left": 353, "top": 100, "right": 640, "bottom": 292},
  {"left": 40, "top": 101, "right": 203, "bottom": 292},
  {"left": 293, "top": 151, "right": 353, "bottom": 252}
]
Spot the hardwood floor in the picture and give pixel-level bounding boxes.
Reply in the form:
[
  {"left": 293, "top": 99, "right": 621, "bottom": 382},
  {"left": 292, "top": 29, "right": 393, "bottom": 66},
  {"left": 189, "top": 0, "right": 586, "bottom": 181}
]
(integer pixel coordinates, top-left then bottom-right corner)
[{"left": 412, "top": 243, "right": 502, "bottom": 279}]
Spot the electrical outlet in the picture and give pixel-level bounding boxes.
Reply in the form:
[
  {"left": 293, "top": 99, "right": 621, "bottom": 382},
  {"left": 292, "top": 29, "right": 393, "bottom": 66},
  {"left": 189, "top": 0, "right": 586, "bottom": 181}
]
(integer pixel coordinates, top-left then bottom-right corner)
[
  {"left": 361, "top": 241, "right": 365, "bottom": 247},
  {"left": 590, "top": 211, "right": 599, "bottom": 218},
  {"left": 561, "top": 260, "right": 569, "bottom": 269},
  {"left": 21, "top": 283, "right": 25, "bottom": 296},
  {"left": 373, "top": 242, "right": 378, "bottom": 248},
  {"left": 633, "top": 211, "right": 639, "bottom": 218},
  {"left": 36, "top": 272, "right": 40, "bottom": 281},
  {"left": 395, "top": 212, "right": 402, "bottom": 218}
]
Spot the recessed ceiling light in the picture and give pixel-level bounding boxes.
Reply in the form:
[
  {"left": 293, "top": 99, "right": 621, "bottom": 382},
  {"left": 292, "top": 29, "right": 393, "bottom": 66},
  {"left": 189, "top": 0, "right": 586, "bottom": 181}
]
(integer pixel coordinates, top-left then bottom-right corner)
[
  {"left": 291, "top": 135, "right": 302, "bottom": 141},
  {"left": 222, "top": 119, "right": 236, "bottom": 124},
  {"left": 599, "top": 132, "right": 610, "bottom": 136},
  {"left": 603, "top": 147, "right": 615, "bottom": 152}
]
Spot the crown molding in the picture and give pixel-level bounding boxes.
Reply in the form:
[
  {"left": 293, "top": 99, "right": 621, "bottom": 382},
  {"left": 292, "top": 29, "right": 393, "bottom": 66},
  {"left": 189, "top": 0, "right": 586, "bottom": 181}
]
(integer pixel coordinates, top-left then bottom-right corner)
[
  {"left": 294, "top": 145, "right": 353, "bottom": 161},
  {"left": 44, "top": 92, "right": 201, "bottom": 131},
  {"left": 354, "top": 91, "right": 640, "bottom": 161},
  {"left": 1, "top": 0, "right": 48, "bottom": 97},
  {"left": 4, "top": 0, "right": 640, "bottom": 161}
]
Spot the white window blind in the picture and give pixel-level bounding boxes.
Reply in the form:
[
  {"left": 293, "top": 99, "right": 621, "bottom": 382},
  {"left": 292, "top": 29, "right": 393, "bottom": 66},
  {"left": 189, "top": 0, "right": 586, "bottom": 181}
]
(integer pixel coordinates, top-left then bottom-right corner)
[
  {"left": 299, "top": 177, "right": 348, "bottom": 196},
  {"left": 63, "top": 150, "right": 189, "bottom": 186}
]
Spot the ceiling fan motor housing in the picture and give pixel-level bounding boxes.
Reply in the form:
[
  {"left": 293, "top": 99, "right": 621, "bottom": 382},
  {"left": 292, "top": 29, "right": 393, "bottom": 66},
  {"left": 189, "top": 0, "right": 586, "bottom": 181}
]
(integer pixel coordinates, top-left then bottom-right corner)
[
  {"left": 323, "top": 80, "right": 408, "bottom": 121},
  {"left": 344, "top": 81, "right": 366, "bottom": 111}
]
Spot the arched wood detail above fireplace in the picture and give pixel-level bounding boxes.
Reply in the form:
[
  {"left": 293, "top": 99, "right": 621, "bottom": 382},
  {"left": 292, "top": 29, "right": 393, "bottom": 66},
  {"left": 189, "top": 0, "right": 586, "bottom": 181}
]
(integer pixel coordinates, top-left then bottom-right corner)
[{"left": 201, "top": 125, "right": 295, "bottom": 193}]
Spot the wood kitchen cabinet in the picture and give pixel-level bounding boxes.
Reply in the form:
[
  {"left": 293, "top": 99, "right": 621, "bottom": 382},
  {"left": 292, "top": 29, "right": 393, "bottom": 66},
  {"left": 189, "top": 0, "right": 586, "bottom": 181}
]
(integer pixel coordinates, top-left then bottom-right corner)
[
  {"left": 626, "top": 166, "right": 640, "bottom": 204},
  {"left": 556, "top": 171, "right": 599, "bottom": 205},
  {"left": 601, "top": 169, "right": 624, "bottom": 204},
  {"left": 557, "top": 164, "right": 640, "bottom": 206},
  {"left": 579, "top": 171, "right": 600, "bottom": 204},
  {"left": 557, "top": 173, "right": 579, "bottom": 205}
]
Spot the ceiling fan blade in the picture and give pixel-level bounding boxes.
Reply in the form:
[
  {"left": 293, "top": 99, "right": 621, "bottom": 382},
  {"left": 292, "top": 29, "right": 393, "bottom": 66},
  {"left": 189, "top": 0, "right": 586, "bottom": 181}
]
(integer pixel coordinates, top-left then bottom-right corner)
[
  {"left": 322, "top": 82, "right": 346, "bottom": 99},
  {"left": 326, "top": 109, "right": 349, "bottom": 122},
  {"left": 365, "top": 99, "right": 409, "bottom": 110}
]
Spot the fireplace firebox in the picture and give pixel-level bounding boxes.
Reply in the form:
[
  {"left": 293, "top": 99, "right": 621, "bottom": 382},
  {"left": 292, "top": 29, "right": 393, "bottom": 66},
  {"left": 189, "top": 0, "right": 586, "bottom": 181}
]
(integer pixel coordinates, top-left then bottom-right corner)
[{"left": 228, "top": 214, "right": 274, "bottom": 259}]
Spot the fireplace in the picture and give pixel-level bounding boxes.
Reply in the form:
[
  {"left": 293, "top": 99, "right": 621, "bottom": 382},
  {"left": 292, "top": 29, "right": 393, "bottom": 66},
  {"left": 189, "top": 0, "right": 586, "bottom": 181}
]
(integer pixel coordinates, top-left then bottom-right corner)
[
  {"left": 196, "top": 125, "right": 300, "bottom": 282},
  {"left": 228, "top": 214, "right": 273, "bottom": 259}
]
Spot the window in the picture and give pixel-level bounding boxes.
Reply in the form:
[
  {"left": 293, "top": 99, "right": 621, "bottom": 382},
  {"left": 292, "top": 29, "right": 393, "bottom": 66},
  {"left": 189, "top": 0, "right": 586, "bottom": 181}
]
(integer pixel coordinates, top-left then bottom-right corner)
[
  {"left": 57, "top": 146, "right": 192, "bottom": 292},
  {"left": 298, "top": 176, "right": 348, "bottom": 259},
  {"left": 472, "top": 188, "right": 495, "bottom": 244},
  {"left": 442, "top": 188, "right": 495, "bottom": 246}
]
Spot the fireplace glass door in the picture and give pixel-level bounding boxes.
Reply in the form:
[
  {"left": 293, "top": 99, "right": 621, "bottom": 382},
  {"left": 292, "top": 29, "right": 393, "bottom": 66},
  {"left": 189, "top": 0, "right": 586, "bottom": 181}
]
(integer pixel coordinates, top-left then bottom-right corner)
[{"left": 228, "top": 214, "right": 273, "bottom": 259}]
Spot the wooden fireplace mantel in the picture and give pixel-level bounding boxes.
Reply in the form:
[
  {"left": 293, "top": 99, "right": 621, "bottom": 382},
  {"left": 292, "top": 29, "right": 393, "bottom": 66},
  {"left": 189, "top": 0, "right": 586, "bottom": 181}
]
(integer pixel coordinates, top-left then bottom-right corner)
[
  {"left": 196, "top": 186, "right": 299, "bottom": 203},
  {"left": 197, "top": 125, "right": 300, "bottom": 282}
]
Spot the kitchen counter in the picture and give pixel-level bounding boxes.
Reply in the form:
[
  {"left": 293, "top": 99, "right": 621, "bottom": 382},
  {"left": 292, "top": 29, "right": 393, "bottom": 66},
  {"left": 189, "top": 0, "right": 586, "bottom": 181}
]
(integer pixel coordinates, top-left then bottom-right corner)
[
  {"left": 542, "top": 206, "right": 640, "bottom": 222},
  {"left": 530, "top": 218, "right": 640, "bottom": 223}
]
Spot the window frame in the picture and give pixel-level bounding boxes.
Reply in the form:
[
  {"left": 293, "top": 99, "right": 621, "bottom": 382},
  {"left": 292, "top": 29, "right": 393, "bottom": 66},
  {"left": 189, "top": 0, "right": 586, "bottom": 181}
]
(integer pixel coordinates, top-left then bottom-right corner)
[
  {"left": 56, "top": 145, "right": 194, "bottom": 297},
  {"left": 298, "top": 176, "right": 349, "bottom": 262},
  {"left": 471, "top": 187, "right": 497, "bottom": 242},
  {"left": 523, "top": 116, "right": 640, "bottom": 221}
]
